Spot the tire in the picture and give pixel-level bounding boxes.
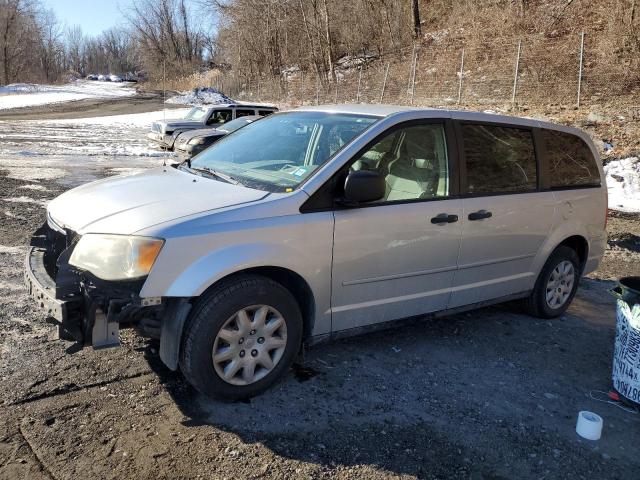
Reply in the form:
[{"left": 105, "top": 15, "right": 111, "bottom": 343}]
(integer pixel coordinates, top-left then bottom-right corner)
[
  {"left": 524, "top": 245, "right": 581, "bottom": 318},
  {"left": 180, "top": 274, "right": 303, "bottom": 400}
]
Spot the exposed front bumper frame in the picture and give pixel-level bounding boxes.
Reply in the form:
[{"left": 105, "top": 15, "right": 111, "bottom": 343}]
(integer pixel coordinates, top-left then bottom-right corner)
[{"left": 24, "top": 246, "right": 84, "bottom": 341}]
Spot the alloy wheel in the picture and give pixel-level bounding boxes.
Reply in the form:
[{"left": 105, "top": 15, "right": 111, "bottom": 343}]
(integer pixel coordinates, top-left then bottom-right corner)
[
  {"left": 212, "top": 305, "right": 288, "bottom": 386},
  {"left": 545, "top": 260, "right": 575, "bottom": 309}
]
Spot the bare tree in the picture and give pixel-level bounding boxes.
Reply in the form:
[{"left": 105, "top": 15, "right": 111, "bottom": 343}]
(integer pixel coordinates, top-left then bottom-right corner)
[
  {"left": 411, "top": 0, "right": 421, "bottom": 39},
  {"left": 124, "top": 0, "right": 207, "bottom": 77},
  {"left": 1, "top": 0, "right": 40, "bottom": 84}
]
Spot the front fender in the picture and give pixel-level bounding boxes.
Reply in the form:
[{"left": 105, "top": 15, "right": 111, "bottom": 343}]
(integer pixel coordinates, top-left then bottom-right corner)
[
  {"left": 157, "top": 242, "right": 309, "bottom": 297},
  {"left": 137, "top": 210, "right": 334, "bottom": 336}
]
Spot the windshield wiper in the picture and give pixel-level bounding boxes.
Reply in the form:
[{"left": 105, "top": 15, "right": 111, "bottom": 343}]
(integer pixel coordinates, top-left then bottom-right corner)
[{"left": 191, "top": 166, "right": 240, "bottom": 185}]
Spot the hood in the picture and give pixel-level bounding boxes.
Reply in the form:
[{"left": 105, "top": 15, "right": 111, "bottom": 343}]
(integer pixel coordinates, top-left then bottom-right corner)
[
  {"left": 47, "top": 167, "right": 269, "bottom": 235},
  {"left": 178, "top": 128, "right": 226, "bottom": 142},
  {"left": 152, "top": 119, "right": 201, "bottom": 133}
]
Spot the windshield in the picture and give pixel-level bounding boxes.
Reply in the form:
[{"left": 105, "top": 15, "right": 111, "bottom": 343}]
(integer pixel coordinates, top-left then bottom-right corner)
[
  {"left": 220, "top": 117, "right": 253, "bottom": 133},
  {"left": 190, "top": 111, "right": 378, "bottom": 192},
  {"left": 184, "top": 107, "right": 207, "bottom": 121}
]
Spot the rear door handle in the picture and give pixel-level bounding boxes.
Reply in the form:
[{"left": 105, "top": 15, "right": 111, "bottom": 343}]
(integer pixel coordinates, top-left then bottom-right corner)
[
  {"left": 468, "top": 210, "right": 492, "bottom": 221},
  {"left": 430, "top": 213, "right": 459, "bottom": 224}
]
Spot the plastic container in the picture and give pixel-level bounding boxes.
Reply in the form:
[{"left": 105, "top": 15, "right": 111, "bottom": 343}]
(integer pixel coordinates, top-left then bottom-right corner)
[
  {"left": 610, "top": 277, "right": 640, "bottom": 406},
  {"left": 576, "top": 411, "right": 603, "bottom": 440}
]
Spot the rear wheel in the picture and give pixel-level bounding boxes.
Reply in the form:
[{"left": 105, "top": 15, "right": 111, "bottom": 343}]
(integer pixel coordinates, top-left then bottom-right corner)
[
  {"left": 525, "top": 246, "right": 581, "bottom": 318},
  {"left": 180, "top": 275, "right": 303, "bottom": 400}
]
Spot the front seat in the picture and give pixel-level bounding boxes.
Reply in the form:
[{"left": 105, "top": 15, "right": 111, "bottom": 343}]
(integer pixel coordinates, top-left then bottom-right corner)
[{"left": 384, "top": 130, "right": 440, "bottom": 201}]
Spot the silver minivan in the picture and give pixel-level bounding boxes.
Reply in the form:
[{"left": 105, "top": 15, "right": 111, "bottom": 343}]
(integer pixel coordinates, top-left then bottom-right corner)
[{"left": 25, "top": 105, "right": 607, "bottom": 400}]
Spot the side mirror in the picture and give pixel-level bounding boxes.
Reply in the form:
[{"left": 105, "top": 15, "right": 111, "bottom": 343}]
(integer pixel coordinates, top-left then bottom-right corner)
[{"left": 343, "top": 170, "right": 385, "bottom": 203}]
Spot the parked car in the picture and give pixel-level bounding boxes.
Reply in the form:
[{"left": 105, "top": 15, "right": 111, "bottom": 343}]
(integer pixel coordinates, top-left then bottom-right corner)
[
  {"left": 86, "top": 74, "right": 98, "bottom": 81},
  {"left": 25, "top": 105, "right": 606, "bottom": 400},
  {"left": 174, "top": 115, "right": 261, "bottom": 160},
  {"left": 97, "top": 74, "right": 106, "bottom": 81},
  {"left": 147, "top": 104, "right": 277, "bottom": 150}
]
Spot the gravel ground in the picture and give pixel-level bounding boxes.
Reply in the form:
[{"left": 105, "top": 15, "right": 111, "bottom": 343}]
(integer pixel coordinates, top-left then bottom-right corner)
[{"left": 1, "top": 100, "right": 640, "bottom": 479}]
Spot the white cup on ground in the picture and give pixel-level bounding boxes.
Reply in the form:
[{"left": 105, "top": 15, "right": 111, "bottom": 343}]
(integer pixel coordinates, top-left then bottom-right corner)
[{"left": 576, "top": 411, "right": 603, "bottom": 440}]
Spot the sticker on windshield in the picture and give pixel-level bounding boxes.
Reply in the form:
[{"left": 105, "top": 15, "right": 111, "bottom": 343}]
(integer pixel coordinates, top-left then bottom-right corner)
[{"left": 292, "top": 167, "right": 308, "bottom": 177}]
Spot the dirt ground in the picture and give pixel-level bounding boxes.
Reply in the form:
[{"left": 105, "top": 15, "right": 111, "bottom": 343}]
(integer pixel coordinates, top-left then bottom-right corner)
[
  {"left": 1, "top": 98, "right": 640, "bottom": 480},
  {"left": 0, "top": 90, "right": 182, "bottom": 122}
]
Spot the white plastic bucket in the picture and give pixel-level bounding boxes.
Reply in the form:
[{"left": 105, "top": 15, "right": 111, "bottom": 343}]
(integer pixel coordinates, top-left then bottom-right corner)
[{"left": 611, "top": 277, "right": 640, "bottom": 405}]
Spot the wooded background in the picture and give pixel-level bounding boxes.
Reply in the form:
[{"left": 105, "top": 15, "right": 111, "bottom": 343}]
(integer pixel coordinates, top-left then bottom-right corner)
[{"left": 1, "top": 0, "right": 639, "bottom": 107}]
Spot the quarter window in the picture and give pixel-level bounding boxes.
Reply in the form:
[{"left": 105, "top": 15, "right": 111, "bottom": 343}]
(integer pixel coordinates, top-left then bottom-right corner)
[
  {"left": 461, "top": 124, "right": 537, "bottom": 194},
  {"left": 541, "top": 129, "right": 600, "bottom": 188},
  {"left": 351, "top": 124, "right": 450, "bottom": 202},
  {"left": 258, "top": 110, "right": 274, "bottom": 116}
]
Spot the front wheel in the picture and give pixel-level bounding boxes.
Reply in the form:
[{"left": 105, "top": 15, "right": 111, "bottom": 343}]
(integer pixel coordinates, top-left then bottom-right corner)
[
  {"left": 524, "top": 246, "right": 581, "bottom": 318},
  {"left": 180, "top": 275, "right": 303, "bottom": 400}
]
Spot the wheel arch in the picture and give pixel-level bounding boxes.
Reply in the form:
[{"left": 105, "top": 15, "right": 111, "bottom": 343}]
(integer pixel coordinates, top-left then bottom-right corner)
[
  {"left": 195, "top": 266, "right": 317, "bottom": 341},
  {"left": 556, "top": 234, "right": 589, "bottom": 271}
]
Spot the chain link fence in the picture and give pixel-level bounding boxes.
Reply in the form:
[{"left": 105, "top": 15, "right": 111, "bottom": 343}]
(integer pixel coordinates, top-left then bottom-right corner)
[{"left": 213, "top": 33, "right": 640, "bottom": 110}]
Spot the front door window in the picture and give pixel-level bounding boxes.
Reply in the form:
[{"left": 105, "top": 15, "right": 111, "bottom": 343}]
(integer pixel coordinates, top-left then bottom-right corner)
[
  {"left": 207, "top": 109, "right": 232, "bottom": 125},
  {"left": 350, "top": 124, "right": 450, "bottom": 202}
]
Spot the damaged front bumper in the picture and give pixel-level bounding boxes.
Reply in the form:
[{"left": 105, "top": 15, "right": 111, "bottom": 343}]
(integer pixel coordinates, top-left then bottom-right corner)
[{"left": 24, "top": 221, "right": 163, "bottom": 350}]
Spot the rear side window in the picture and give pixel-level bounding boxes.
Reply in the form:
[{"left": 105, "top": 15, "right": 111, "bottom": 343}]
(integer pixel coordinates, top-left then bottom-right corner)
[
  {"left": 258, "top": 110, "right": 274, "bottom": 116},
  {"left": 235, "top": 109, "right": 256, "bottom": 117},
  {"left": 461, "top": 124, "right": 537, "bottom": 194},
  {"left": 541, "top": 129, "right": 600, "bottom": 188}
]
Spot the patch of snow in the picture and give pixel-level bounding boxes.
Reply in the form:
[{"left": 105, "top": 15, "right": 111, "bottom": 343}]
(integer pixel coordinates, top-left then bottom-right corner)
[
  {"left": 424, "top": 29, "right": 450, "bottom": 44},
  {"left": 5, "top": 167, "right": 66, "bottom": 181},
  {"left": 605, "top": 157, "right": 640, "bottom": 213},
  {"left": 166, "top": 87, "right": 234, "bottom": 106},
  {"left": 281, "top": 66, "right": 301, "bottom": 81},
  {"left": 19, "top": 184, "right": 48, "bottom": 191},
  {"left": 51, "top": 108, "right": 190, "bottom": 128},
  {"left": 335, "top": 53, "right": 378, "bottom": 71},
  {"left": 3, "top": 196, "right": 48, "bottom": 207},
  {"left": 0, "top": 80, "right": 136, "bottom": 111},
  {"left": 0, "top": 245, "right": 23, "bottom": 255}
]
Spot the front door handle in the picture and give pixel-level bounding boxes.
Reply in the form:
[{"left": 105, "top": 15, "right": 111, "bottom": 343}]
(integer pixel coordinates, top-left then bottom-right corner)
[
  {"left": 430, "top": 213, "right": 459, "bottom": 224},
  {"left": 468, "top": 210, "right": 492, "bottom": 221}
]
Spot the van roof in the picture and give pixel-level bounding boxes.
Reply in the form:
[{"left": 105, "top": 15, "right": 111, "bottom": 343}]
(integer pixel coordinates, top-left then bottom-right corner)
[{"left": 294, "top": 104, "right": 589, "bottom": 145}]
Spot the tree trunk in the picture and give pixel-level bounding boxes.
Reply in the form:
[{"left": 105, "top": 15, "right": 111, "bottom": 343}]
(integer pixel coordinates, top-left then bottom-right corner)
[
  {"left": 2, "top": 1, "right": 20, "bottom": 85},
  {"left": 298, "top": 0, "right": 322, "bottom": 79},
  {"left": 411, "top": 0, "right": 421, "bottom": 39},
  {"left": 321, "top": 0, "right": 335, "bottom": 83}
]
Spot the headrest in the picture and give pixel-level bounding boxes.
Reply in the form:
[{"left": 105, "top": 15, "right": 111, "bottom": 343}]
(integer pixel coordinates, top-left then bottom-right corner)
[{"left": 414, "top": 158, "right": 432, "bottom": 169}]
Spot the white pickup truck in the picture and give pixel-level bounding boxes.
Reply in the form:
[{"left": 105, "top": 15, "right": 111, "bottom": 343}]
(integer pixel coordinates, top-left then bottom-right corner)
[{"left": 148, "top": 103, "right": 278, "bottom": 150}]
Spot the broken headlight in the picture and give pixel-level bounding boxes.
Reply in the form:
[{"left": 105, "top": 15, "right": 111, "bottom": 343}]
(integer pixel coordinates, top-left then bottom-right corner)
[{"left": 69, "top": 234, "right": 164, "bottom": 281}]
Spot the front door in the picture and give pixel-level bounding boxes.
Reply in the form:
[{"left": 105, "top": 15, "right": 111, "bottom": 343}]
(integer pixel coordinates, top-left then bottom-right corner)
[{"left": 331, "top": 121, "right": 463, "bottom": 332}]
